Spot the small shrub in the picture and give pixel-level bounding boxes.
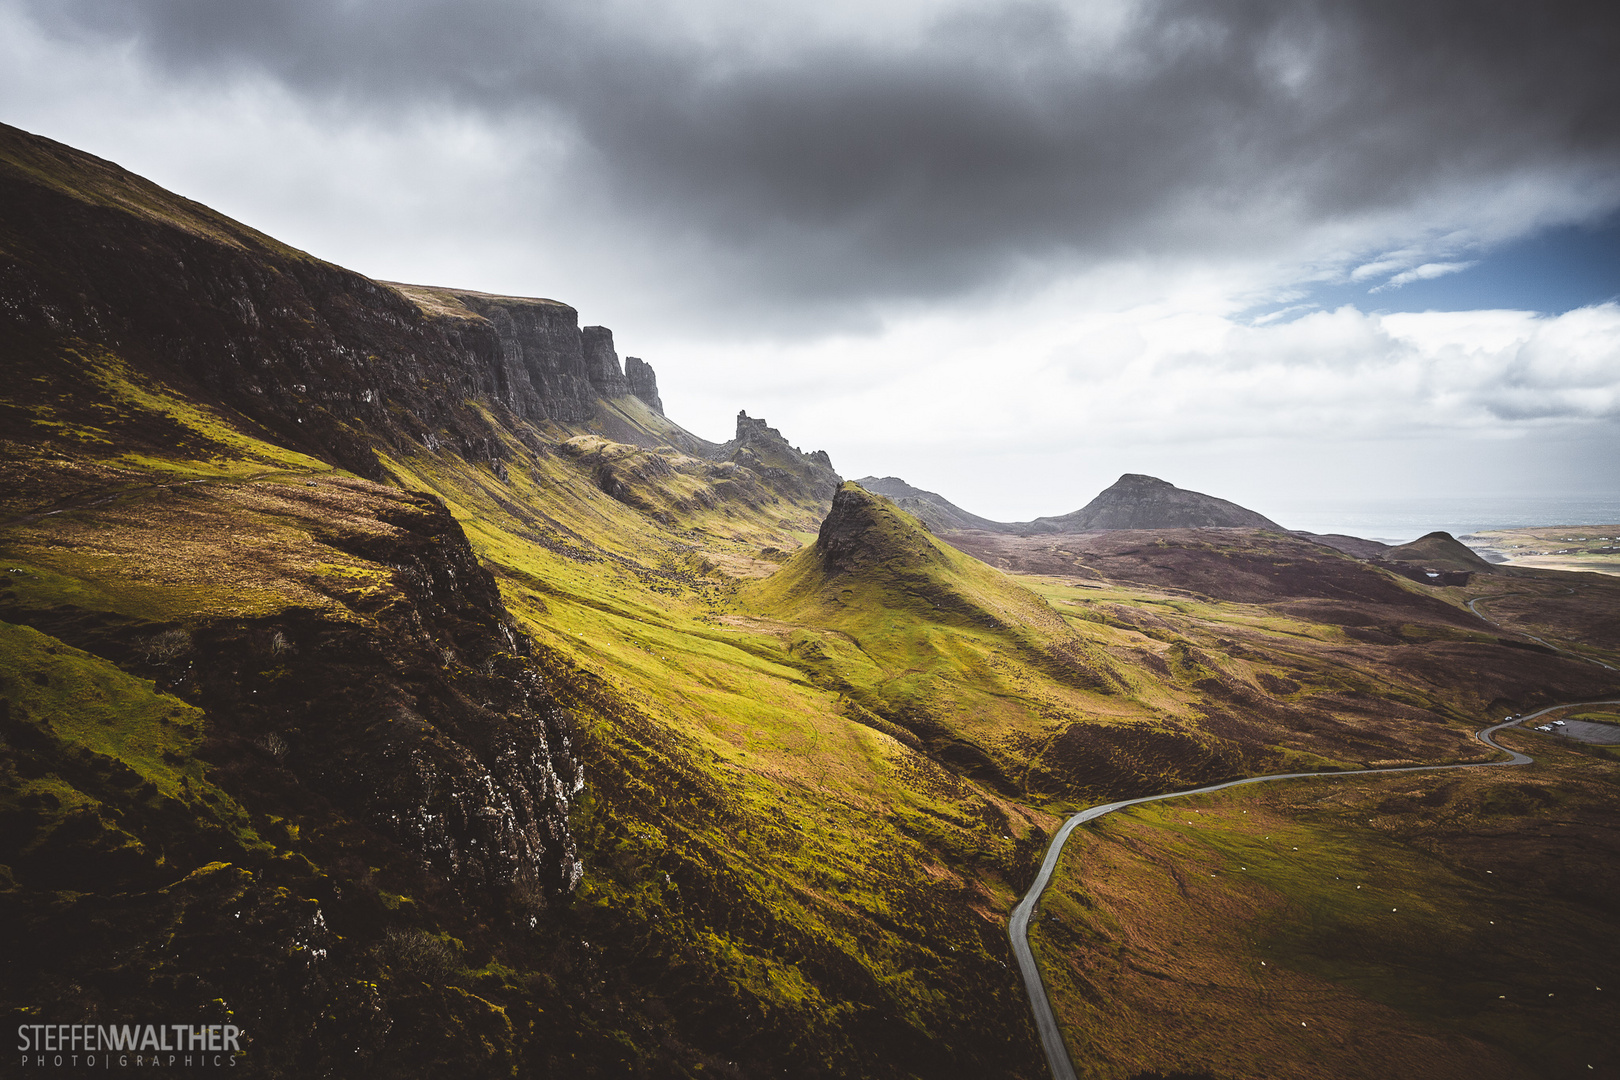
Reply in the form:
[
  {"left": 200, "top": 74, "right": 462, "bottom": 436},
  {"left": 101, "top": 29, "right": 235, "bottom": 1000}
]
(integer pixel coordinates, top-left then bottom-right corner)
[
  {"left": 141, "top": 628, "right": 192, "bottom": 664},
  {"left": 375, "top": 928, "right": 463, "bottom": 983},
  {"left": 508, "top": 865, "right": 547, "bottom": 922},
  {"left": 255, "top": 731, "right": 288, "bottom": 762},
  {"left": 269, "top": 630, "right": 292, "bottom": 654}
]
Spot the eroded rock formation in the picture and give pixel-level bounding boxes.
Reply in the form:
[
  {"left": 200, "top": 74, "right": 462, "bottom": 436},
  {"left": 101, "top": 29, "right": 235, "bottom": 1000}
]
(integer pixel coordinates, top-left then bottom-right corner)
[{"left": 624, "top": 356, "right": 663, "bottom": 413}]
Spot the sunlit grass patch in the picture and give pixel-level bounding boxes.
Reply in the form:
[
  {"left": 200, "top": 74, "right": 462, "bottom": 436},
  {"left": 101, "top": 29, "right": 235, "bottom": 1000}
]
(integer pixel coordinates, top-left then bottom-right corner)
[
  {"left": 73, "top": 344, "right": 332, "bottom": 474},
  {"left": 0, "top": 620, "right": 265, "bottom": 848}
]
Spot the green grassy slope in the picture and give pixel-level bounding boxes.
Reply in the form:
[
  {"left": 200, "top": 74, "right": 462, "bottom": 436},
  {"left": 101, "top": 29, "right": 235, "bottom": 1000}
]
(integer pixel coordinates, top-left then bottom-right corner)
[
  {"left": 1, "top": 360, "right": 1056, "bottom": 1076},
  {"left": 372, "top": 445, "right": 1056, "bottom": 1076},
  {"left": 742, "top": 483, "right": 1132, "bottom": 794},
  {"left": 741, "top": 487, "right": 1618, "bottom": 815}
]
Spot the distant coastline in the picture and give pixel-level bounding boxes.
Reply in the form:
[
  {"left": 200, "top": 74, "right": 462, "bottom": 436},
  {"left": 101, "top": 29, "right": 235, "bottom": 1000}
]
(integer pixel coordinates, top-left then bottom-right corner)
[{"left": 1263, "top": 495, "right": 1620, "bottom": 544}]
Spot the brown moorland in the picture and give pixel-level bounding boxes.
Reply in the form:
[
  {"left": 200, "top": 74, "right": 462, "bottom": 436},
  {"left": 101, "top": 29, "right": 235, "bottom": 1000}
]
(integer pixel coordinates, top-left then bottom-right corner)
[{"left": 1028, "top": 724, "right": 1620, "bottom": 1079}]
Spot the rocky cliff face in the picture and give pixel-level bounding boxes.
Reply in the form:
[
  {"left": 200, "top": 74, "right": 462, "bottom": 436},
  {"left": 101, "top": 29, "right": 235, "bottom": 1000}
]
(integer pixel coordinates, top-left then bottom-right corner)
[
  {"left": 0, "top": 123, "right": 668, "bottom": 480},
  {"left": 582, "top": 324, "right": 631, "bottom": 398},
  {"left": 715, "top": 410, "right": 841, "bottom": 503},
  {"left": 0, "top": 123, "right": 601, "bottom": 906},
  {"left": 443, "top": 290, "right": 604, "bottom": 424},
  {"left": 624, "top": 356, "right": 663, "bottom": 414},
  {"left": 186, "top": 489, "right": 586, "bottom": 902},
  {"left": 816, "top": 481, "right": 898, "bottom": 574}
]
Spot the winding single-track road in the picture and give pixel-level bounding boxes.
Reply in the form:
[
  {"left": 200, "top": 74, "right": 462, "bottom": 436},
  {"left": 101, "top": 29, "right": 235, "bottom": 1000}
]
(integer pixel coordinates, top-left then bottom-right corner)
[
  {"left": 1008, "top": 700, "right": 1620, "bottom": 1080},
  {"left": 1465, "top": 596, "right": 1618, "bottom": 672}
]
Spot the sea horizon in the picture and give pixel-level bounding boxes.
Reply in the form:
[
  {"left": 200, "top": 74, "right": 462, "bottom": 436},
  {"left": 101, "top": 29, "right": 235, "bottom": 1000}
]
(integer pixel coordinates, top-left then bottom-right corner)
[{"left": 1259, "top": 495, "right": 1620, "bottom": 546}]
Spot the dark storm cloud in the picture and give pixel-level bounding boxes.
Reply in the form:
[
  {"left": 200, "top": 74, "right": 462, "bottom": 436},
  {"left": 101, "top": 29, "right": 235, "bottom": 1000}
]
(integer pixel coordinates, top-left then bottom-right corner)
[{"left": 20, "top": 0, "right": 1620, "bottom": 309}]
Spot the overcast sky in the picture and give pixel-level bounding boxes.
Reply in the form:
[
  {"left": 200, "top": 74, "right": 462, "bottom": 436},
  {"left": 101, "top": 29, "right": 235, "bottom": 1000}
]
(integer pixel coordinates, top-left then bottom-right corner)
[{"left": 4, "top": 0, "right": 1619, "bottom": 528}]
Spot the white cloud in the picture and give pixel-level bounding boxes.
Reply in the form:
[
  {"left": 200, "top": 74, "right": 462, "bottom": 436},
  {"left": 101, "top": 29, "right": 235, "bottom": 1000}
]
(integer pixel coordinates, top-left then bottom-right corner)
[
  {"left": 4, "top": 2, "right": 1619, "bottom": 522},
  {"left": 669, "top": 294, "right": 1620, "bottom": 518},
  {"left": 1372, "top": 260, "right": 1479, "bottom": 292}
]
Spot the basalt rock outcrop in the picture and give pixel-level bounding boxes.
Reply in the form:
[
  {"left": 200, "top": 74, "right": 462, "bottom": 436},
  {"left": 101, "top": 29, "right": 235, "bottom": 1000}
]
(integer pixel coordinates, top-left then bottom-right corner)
[
  {"left": 624, "top": 355, "right": 663, "bottom": 414},
  {"left": 816, "top": 481, "right": 914, "bottom": 575},
  {"left": 0, "top": 480, "right": 584, "bottom": 906},
  {"left": 194, "top": 488, "right": 586, "bottom": 902},
  {"left": 714, "top": 410, "right": 841, "bottom": 503},
  {"left": 433, "top": 288, "right": 620, "bottom": 426},
  {"left": 582, "top": 324, "right": 631, "bottom": 398}
]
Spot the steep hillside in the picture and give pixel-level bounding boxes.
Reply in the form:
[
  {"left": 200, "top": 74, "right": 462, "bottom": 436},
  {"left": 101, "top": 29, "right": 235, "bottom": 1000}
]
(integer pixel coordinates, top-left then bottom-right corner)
[
  {"left": 0, "top": 120, "right": 764, "bottom": 514},
  {"left": 0, "top": 474, "right": 592, "bottom": 1075},
  {"left": 746, "top": 487, "right": 1616, "bottom": 805},
  {"left": 742, "top": 484, "right": 1127, "bottom": 794}
]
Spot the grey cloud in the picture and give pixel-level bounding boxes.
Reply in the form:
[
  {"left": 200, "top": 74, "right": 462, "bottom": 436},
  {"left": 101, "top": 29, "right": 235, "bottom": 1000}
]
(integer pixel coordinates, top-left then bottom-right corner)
[{"left": 17, "top": 0, "right": 1620, "bottom": 317}]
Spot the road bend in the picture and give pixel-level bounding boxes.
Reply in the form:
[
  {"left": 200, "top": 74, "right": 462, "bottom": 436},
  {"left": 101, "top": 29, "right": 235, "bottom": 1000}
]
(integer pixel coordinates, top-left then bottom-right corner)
[
  {"left": 1466, "top": 596, "right": 1618, "bottom": 672},
  {"left": 1008, "top": 700, "right": 1620, "bottom": 1080}
]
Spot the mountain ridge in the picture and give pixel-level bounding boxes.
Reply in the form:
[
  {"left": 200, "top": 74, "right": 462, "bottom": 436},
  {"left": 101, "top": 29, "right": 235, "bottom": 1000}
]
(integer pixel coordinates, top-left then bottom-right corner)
[{"left": 856, "top": 471, "right": 1282, "bottom": 534}]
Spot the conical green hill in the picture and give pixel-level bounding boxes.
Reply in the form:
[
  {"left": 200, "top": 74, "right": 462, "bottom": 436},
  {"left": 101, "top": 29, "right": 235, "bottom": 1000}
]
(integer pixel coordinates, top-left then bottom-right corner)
[
  {"left": 742, "top": 484, "right": 1122, "bottom": 782},
  {"left": 748, "top": 482, "right": 1066, "bottom": 633},
  {"left": 1384, "top": 530, "right": 1496, "bottom": 573}
]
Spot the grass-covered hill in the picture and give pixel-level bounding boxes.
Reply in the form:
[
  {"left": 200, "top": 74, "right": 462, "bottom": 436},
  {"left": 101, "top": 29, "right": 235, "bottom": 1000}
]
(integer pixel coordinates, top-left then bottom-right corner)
[
  {"left": 1382, "top": 530, "right": 1498, "bottom": 574},
  {"left": 3, "top": 121, "right": 1618, "bottom": 1079},
  {"left": 770, "top": 498, "right": 1616, "bottom": 802}
]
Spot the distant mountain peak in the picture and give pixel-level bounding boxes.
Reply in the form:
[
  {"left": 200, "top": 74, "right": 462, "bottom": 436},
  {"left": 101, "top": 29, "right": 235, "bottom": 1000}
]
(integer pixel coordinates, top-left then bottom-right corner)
[
  {"left": 1055, "top": 474, "right": 1281, "bottom": 532},
  {"left": 1382, "top": 531, "right": 1496, "bottom": 574},
  {"left": 853, "top": 473, "right": 1280, "bottom": 534}
]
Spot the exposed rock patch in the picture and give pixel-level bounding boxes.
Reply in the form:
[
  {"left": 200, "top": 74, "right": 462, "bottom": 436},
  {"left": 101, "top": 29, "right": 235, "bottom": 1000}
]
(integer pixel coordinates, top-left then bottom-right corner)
[
  {"left": 623, "top": 356, "right": 663, "bottom": 413},
  {"left": 0, "top": 122, "right": 675, "bottom": 480},
  {"left": 713, "top": 410, "right": 841, "bottom": 504}
]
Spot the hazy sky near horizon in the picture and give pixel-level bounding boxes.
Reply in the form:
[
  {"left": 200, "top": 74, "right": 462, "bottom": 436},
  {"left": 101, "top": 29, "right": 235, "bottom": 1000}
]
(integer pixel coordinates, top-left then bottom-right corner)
[{"left": 3, "top": 0, "right": 1619, "bottom": 523}]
